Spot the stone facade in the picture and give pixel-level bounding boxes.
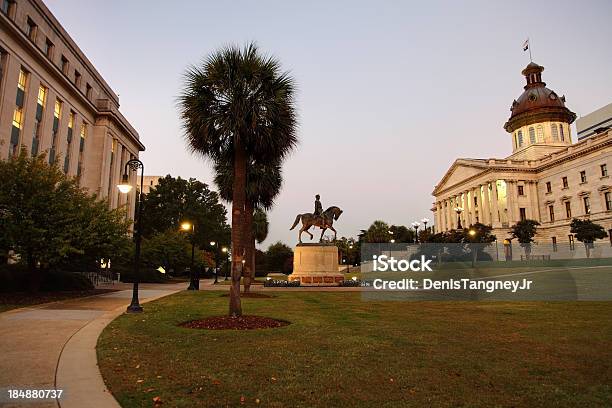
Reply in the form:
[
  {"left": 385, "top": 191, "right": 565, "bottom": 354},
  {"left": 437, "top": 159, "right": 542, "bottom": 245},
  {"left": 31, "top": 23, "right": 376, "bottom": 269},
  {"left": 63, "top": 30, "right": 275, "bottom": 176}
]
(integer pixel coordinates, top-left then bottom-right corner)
[
  {"left": 432, "top": 63, "right": 612, "bottom": 245},
  {"left": 0, "top": 0, "right": 144, "bottom": 219}
]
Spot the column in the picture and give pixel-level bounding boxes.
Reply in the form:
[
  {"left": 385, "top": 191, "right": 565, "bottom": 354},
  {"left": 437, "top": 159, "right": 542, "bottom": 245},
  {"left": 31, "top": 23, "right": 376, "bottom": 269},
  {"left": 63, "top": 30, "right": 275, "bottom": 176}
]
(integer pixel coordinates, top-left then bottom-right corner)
[
  {"left": 528, "top": 181, "right": 541, "bottom": 222},
  {"left": 482, "top": 183, "right": 491, "bottom": 226},
  {"left": 471, "top": 187, "right": 478, "bottom": 224},
  {"left": 434, "top": 202, "right": 441, "bottom": 233},
  {"left": 490, "top": 180, "right": 501, "bottom": 227}
]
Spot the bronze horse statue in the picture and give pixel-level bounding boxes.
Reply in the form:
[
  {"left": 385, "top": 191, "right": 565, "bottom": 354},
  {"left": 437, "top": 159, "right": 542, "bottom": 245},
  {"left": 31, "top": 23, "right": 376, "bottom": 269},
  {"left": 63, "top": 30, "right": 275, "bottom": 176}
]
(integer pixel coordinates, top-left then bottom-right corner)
[{"left": 290, "top": 206, "right": 343, "bottom": 243}]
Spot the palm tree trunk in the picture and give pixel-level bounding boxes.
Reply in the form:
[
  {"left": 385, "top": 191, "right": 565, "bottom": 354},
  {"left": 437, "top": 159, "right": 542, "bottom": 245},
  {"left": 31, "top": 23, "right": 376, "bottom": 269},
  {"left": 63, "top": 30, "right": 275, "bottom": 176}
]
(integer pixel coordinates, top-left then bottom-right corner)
[
  {"left": 243, "top": 200, "right": 254, "bottom": 293},
  {"left": 229, "top": 145, "right": 246, "bottom": 317}
]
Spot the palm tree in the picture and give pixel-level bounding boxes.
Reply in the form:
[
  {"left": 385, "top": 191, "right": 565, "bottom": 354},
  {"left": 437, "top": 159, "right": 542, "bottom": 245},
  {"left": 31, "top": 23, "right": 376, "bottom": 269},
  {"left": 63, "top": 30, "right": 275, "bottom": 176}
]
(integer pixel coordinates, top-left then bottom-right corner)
[
  {"left": 179, "top": 43, "right": 297, "bottom": 316},
  {"left": 214, "top": 159, "right": 280, "bottom": 292}
]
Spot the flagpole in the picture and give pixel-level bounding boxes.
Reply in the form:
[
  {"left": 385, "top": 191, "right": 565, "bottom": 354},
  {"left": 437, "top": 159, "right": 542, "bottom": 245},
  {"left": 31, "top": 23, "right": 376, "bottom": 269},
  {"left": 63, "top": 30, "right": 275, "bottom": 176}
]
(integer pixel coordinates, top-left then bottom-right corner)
[{"left": 528, "top": 38, "right": 533, "bottom": 62}]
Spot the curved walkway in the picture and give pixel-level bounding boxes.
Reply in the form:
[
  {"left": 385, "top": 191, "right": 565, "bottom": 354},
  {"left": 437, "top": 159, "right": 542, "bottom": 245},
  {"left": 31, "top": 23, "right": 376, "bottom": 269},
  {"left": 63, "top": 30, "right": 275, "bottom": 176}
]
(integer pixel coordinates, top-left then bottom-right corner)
[{"left": 0, "top": 282, "right": 189, "bottom": 408}]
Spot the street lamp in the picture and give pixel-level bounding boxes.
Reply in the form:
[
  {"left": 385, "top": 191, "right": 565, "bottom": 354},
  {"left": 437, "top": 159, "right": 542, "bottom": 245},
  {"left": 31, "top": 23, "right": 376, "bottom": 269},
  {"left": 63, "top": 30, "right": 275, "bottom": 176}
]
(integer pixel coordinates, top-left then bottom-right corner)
[
  {"left": 180, "top": 221, "right": 197, "bottom": 290},
  {"left": 421, "top": 218, "right": 430, "bottom": 232},
  {"left": 210, "top": 241, "right": 218, "bottom": 284},
  {"left": 411, "top": 221, "right": 420, "bottom": 243},
  {"left": 454, "top": 207, "right": 464, "bottom": 229},
  {"left": 117, "top": 159, "right": 145, "bottom": 313},
  {"left": 222, "top": 247, "right": 229, "bottom": 280}
]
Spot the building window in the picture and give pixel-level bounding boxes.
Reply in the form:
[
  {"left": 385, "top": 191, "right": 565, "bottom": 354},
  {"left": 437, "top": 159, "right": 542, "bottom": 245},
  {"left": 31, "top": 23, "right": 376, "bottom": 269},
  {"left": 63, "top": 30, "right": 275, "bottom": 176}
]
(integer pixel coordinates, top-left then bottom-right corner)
[
  {"left": 549, "top": 205, "right": 554, "bottom": 222},
  {"left": 517, "top": 185, "right": 524, "bottom": 195},
  {"left": 551, "top": 124, "right": 559, "bottom": 141},
  {"left": 559, "top": 124, "right": 565, "bottom": 141},
  {"left": 609, "top": 230, "right": 612, "bottom": 247},
  {"left": 32, "top": 85, "right": 47, "bottom": 156},
  {"left": 519, "top": 208, "right": 526, "bottom": 221},
  {"left": 26, "top": 17, "right": 37, "bottom": 42},
  {"left": 473, "top": 195, "right": 478, "bottom": 206},
  {"left": 86, "top": 83, "right": 92, "bottom": 99},
  {"left": 536, "top": 125, "right": 544, "bottom": 142},
  {"left": 64, "top": 111, "right": 75, "bottom": 173},
  {"left": 529, "top": 127, "right": 536, "bottom": 144},
  {"left": 565, "top": 201, "right": 571, "bottom": 218},
  {"left": 606, "top": 192, "right": 612, "bottom": 211},
  {"left": 50, "top": 98, "right": 62, "bottom": 164},
  {"left": 562, "top": 176, "right": 568, "bottom": 188},
  {"left": 74, "top": 70, "right": 81, "bottom": 88},
  {"left": 517, "top": 130, "right": 523, "bottom": 146},
  {"left": 601, "top": 164, "right": 608, "bottom": 177},
  {"left": 568, "top": 235, "right": 575, "bottom": 250},
  {"left": 44, "top": 38, "right": 54, "bottom": 59},
  {"left": 77, "top": 123, "right": 87, "bottom": 181},
  {"left": 10, "top": 108, "right": 23, "bottom": 157},
  {"left": 583, "top": 196, "right": 591, "bottom": 215},
  {"left": 552, "top": 236, "right": 557, "bottom": 252},
  {"left": 61, "top": 55, "right": 69, "bottom": 74},
  {"left": 1, "top": 0, "right": 15, "bottom": 18},
  {"left": 580, "top": 171, "right": 587, "bottom": 183},
  {"left": 546, "top": 181, "right": 552, "bottom": 193}
]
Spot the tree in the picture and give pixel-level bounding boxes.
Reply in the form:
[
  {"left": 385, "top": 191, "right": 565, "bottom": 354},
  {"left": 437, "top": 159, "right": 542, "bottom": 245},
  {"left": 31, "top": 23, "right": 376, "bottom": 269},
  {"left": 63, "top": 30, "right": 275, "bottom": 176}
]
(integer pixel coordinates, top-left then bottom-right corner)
[
  {"left": 0, "top": 150, "right": 130, "bottom": 290},
  {"left": 266, "top": 242, "right": 293, "bottom": 274},
  {"left": 214, "top": 160, "right": 281, "bottom": 292},
  {"left": 510, "top": 219, "right": 540, "bottom": 258},
  {"left": 330, "top": 236, "right": 360, "bottom": 267},
  {"left": 389, "top": 225, "right": 414, "bottom": 243},
  {"left": 180, "top": 43, "right": 297, "bottom": 316},
  {"left": 570, "top": 218, "right": 608, "bottom": 258},
  {"left": 364, "top": 221, "right": 392, "bottom": 243},
  {"left": 140, "top": 175, "right": 230, "bottom": 249}
]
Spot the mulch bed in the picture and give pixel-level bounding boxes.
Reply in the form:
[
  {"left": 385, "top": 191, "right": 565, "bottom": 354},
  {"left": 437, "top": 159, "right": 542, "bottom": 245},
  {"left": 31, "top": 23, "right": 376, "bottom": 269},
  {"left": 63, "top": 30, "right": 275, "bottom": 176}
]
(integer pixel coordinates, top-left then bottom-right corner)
[
  {"left": 180, "top": 315, "right": 290, "bottom": 330},
  {"left": 220, "top": 292, "right": 273, "bottom": 298}
]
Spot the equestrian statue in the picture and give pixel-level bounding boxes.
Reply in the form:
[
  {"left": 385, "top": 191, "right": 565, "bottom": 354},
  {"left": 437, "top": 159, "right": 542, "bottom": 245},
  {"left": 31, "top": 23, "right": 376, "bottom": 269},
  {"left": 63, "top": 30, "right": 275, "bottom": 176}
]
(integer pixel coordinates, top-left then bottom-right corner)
[{"left": 290, "top": 194, "right": 343, "bottom": 243}]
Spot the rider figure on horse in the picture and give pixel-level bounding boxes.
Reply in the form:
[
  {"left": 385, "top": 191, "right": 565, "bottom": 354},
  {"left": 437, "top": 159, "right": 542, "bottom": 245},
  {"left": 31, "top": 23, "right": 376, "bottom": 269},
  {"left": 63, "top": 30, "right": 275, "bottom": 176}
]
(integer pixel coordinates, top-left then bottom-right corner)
[{"left": 314, "top": 194, "right": 324, "bottom": 227}]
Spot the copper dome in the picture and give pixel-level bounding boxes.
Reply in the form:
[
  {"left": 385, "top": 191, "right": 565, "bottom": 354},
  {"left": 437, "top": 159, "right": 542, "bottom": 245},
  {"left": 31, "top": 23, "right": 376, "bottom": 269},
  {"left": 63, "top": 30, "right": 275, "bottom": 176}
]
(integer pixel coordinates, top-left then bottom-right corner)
[{"left": 504, "top": 62, "right": 576, "bottom": 133}]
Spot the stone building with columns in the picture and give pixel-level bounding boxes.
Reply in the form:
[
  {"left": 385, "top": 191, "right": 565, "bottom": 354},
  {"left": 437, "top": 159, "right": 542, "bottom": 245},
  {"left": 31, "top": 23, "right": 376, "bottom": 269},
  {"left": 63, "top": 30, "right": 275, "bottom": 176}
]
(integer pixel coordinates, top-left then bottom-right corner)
[
  {"left": 0, "top": 0, "right": 144, "bottom": 219},
  {"left": 432, "top": 62, "right": 612, "bottom": 245}
]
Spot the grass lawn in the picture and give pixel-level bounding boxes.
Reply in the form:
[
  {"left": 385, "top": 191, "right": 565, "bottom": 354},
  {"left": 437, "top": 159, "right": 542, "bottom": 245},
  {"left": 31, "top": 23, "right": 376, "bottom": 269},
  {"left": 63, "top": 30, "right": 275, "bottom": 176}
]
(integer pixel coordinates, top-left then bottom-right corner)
[
  {"left": 98, "top": 291, "right": 612, "bottom": 407},
  {"left": 0, "top": 289, "right": 118, "bottom": 313}
]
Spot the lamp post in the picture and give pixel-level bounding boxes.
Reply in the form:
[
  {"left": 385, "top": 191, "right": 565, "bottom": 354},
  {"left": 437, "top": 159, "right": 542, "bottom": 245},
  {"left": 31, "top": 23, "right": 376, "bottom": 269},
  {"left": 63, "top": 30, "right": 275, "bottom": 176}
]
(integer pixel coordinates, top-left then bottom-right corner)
[
  {"left": 411, "top": 222, "right": 420, "bottom": 243},
  {"left": 222, "top": 247, "right": 229, "bottom": 280},
  {"left": 421, "top": 218, "right": 430, "bottom": 233},
  {"left": 180, "top": 222, "right": 197, "bottom": 290},
  {"left": 117, "top": 159, "right": 145, "bottom": 313},
  {"left": 210, "top": 241, "right": 218, "bottom": 284},
  {"left": 454, "top": 207, "right": 463, "bottom": 229}
]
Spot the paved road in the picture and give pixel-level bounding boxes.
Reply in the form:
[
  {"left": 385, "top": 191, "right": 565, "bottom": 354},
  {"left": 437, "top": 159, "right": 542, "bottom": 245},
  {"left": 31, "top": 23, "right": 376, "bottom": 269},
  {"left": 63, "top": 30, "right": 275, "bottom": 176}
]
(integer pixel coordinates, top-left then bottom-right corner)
[{"left": 0, "top": 281, "right": 191, "bottom": 408}]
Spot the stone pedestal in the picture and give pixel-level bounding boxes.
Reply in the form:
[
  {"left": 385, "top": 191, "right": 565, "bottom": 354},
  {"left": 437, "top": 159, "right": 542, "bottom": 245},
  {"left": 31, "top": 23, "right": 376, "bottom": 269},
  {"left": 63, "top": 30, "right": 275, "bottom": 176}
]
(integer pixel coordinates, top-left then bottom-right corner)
[{"left": 289, "top": 243, "right": 344, "bottom": 286}]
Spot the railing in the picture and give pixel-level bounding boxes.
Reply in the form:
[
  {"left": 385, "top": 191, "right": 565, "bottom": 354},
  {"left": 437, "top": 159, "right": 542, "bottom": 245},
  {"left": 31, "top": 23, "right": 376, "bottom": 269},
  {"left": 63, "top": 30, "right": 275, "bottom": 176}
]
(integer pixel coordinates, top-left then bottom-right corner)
[{"left": 75, "top": 270, "right": 116, "bottom": 287}]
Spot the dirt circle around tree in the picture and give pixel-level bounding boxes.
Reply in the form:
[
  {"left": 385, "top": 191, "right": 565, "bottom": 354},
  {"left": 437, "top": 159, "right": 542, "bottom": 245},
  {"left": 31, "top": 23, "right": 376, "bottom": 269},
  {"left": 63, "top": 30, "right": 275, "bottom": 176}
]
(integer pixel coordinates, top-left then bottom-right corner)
[
  {"left": 180, "top": 315, "right": 290, "bottom": 330},
  {"left": 219, "top": 292, "right": 273, "bottom": 299}
]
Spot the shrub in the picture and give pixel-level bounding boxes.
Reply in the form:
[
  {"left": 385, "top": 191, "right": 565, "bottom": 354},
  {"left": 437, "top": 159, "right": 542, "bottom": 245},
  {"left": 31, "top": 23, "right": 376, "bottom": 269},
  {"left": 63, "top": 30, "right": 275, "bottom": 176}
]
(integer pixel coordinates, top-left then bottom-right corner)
[
  {"left": 0, "top": 265, "right": 93, "bottom": 292},
  {"left": 263, "top": 279, "right": 300, "bottom": 287}
]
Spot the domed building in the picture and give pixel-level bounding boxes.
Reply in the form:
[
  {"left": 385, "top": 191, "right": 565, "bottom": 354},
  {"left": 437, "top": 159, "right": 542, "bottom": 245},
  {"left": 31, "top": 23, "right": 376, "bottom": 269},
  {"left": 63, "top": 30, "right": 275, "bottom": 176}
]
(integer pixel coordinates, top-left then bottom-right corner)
[{"left": 432, "top": 62, "right": 612, "bottom": 250}]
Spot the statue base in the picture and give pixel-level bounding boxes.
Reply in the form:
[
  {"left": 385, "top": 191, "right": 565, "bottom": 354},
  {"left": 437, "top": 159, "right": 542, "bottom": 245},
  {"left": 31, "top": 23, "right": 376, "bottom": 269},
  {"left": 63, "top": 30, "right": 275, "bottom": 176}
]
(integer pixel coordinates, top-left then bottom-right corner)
[{"left": 288, "top": 243, "right": 344, "bottom": 286}]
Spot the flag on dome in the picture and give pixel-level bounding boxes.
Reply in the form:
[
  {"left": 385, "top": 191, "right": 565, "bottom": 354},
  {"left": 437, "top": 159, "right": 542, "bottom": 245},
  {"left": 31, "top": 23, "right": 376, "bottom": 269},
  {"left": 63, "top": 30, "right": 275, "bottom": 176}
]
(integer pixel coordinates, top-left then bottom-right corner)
[{"left": 523, "top": 39, "right": 529, "bottom": 51}]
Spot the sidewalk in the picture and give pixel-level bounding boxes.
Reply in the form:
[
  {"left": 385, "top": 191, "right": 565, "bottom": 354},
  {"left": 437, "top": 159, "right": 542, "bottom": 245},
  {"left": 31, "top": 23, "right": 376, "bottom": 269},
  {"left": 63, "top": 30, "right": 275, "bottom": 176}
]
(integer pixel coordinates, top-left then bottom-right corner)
[{"left": 0, "top": 281, "right": 192, "bottom": 408}]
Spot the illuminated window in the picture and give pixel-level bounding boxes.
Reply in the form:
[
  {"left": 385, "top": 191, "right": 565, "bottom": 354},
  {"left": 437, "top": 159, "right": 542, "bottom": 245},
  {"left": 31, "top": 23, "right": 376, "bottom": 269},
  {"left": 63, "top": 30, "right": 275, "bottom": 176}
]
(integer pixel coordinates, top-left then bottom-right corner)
[
  {"left": 37, "top": 85, "right": 47, "bottom": 107},
  {"left": 583, "top": 196, "right": 591, "bottom": 214},
  {"left": 68, "top": 111, "right": 75, "bottom": 129},
  {"left": 18, "top": 69, "right": 27, "bottom": 91},
  {"left": 12, "top": 107, "right": 23, "bottom": 129},
  {"left": 529, "top": 127, "right": 536, "bottom": 144},
  {"left": 54, "top": 99, "right": 62, "bottom": 118},
  {"left": 551, "top": 124, "right": 559, "bottom": 141}
]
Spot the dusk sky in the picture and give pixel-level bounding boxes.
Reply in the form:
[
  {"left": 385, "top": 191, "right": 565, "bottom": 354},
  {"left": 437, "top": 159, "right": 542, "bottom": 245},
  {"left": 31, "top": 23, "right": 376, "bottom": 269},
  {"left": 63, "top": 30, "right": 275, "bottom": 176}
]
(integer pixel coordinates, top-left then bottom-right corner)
[{"left": 46, "top": 0, "right": 612, "bottom": 248}]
